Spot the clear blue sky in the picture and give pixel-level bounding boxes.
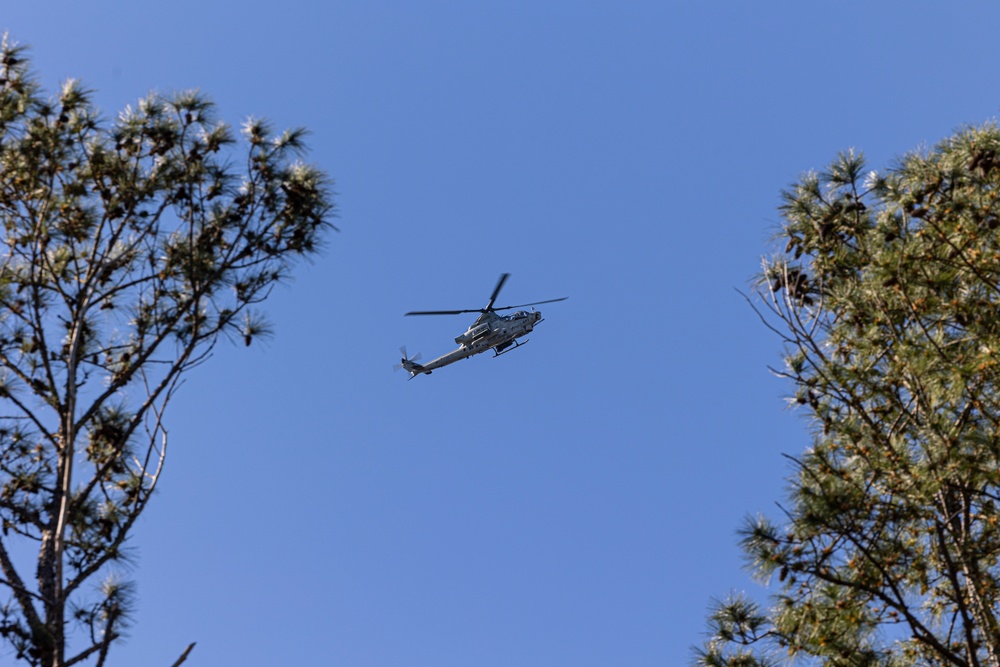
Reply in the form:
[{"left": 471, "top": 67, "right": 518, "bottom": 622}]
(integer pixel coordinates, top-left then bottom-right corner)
[{"left": 4, "top": 3, "right": 1000, "bottom": 666}]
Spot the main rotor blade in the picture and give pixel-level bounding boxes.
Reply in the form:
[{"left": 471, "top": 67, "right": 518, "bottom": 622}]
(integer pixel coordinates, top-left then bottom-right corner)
[
  {"left": 404, "top": 275, "right": 564, "bottom": 315},
  {"left": 485, "top": 273, "right": 510, "bottom": 311},
  {"left": 405, "top": 309, "right": 485, "bottom": 316},
  {"left": 492, "top": 296, "right": 569, "bottom": 311}
]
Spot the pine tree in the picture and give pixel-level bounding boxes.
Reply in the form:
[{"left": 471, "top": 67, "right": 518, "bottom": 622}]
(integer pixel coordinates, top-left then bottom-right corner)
[
  {"left": 697, "top": 123, "right": 1000, "bottom": 667},
  {"left": 0, "top": 36, "right": 336, "bottom": 666}
]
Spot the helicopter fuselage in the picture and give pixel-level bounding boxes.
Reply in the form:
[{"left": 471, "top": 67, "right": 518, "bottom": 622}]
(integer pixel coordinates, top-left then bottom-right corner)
[
  {"left": 401, "top": 310, "right": 543, "bottom": 377},
  {"left": 397, "top": 273, "right": 565, "bottom": 379}
]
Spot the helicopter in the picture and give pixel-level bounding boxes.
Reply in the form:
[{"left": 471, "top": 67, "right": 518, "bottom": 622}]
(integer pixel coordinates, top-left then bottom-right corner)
[{"left": 395, "top": 273, "right": 567, "bottom": 379}]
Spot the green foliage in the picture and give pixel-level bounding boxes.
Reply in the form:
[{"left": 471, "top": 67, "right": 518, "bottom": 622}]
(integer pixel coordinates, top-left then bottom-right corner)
[
  {"left": 0, "top": 35, "right": 336, "bottom": 666},
  {"left": 698, "top": 124, "right": 1000, "bottom": 666}
]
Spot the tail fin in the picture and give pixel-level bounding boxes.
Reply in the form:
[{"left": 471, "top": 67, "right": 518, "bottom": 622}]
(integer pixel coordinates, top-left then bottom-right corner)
[{"left": 393, "top": 347, "right": 430, "bottom": 379}]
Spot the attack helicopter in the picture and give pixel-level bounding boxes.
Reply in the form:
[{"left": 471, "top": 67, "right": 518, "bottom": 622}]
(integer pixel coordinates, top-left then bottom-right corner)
[{"left": 395, "top": 273, "right": 567, "bottom": 379}]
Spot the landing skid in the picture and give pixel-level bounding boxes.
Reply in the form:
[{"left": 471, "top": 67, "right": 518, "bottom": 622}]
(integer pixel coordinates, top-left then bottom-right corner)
[{"left": 493, "top": 339, "right": 528, "bottom": 357}]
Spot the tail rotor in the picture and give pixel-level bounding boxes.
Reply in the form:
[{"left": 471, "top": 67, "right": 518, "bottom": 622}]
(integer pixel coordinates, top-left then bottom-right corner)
[{"left": 393, "top": 346, "right": 423, "bottom": 376}]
